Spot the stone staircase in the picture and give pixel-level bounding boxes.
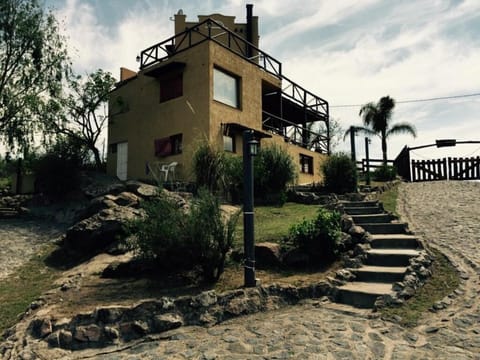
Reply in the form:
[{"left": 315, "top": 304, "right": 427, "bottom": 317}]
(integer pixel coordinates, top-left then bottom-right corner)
[
  {"left": 335, "top": 200, "right": 423, "bottom": 308},
  {"left": 0, "top": 207, "right": 19, "bottom": 219}
]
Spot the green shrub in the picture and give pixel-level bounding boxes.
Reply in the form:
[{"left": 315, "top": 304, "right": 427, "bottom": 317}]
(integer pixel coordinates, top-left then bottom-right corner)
[
  {"left": 128, "top": 189, "right": 239, "bottom": 282},
  {"left": 288, "top": 207, "right": 341, "bottom": 263},
  {"left": 34, "top": 137, "right": 89, "bottom": 200},
  {"left": 188, "top": 188, "right": 239, "bottom": 281},
  {"left": 192, "top": 141, "right": 226, "bottom": 193},
  {"left": 222, "top": 144, "right": 296, "bottom": 205},
  {"left": 129, "top": 193, "right": 189, "bottom": 267},
  {"left": 322, "top": 153, "right": 357, "bottom": 194},
  {"left": 224, "top": 154, "right": 243, "bottom": 203},
  {"left": 373, "top": 164, "right": 397, "bottom": 181},
  {"left": 254, "top": 144, "right": 296, "bottom": 205}
]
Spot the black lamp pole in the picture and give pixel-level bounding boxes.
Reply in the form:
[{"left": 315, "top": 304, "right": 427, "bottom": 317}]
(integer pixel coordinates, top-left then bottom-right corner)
[
  {"left": 365, "top": 137, "right": 371, "bottom": 186},
  {"left": 243, "top": 130, "right": 257, "bottom": 287}
]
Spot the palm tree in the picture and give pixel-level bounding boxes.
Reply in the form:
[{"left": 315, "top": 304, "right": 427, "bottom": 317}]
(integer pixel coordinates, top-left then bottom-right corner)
[{"left": 347, "top": 96, "right": 417, "bottom": 165}]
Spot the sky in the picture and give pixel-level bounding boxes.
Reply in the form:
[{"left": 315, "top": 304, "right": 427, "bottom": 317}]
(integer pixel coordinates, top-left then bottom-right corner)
[{"left": 42, "top": 0, "right": 480, "bottom": 161}]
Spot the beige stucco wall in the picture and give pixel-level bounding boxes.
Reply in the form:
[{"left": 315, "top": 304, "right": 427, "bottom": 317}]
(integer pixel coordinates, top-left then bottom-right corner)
[
  {"left": 264, "top": 134, "right": 327, "bottom": 185},
  {"left": 108, "top": 41, "right": 212, "bottom": 182},
  {"left": 107, "top": 39, "right": 327, "bottom": 185}
]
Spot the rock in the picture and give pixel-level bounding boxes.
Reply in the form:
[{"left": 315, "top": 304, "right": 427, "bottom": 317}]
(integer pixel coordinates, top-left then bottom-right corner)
[
  {"left": 104, "top": 326, "right": 119, "bottom": 340},
  {"left": 114, "top": 192, "right": 140, "bottom": 207},
  {"left": 341, "top": 215, "right": 354, "bottom": 233},
  {"left": 255, "top": 242, "right": 282, "bottom": 268},
  {"left": 74, "top": 324, "right": 102, "bottom": 342},
  {"left": 282, "top": 248, "right": 309, "bottom": 267},
  {"left": 95, "top": 306, "right": 128, "bottom": 324},
  {"left": 135, "top": 183, "right": 159, "bottom": 198},
  {"left": 29, "top": 318, "right": 53, "bottom": 339},
  {"left": 58, "top": 330, "right": 73, "bottom": 348},
  {"left": 190, "top": 290, "right": 218, "bottom": 308},
  {"left": 153, "top": 314, "right": 183, "bottom": 332},
  {"left": 336, "top": 269, "right": 355, "bottom": 282},
  {"left": 83, "top": 182, "right": 126, "bottom": 198},
  {"left": 349, "top": 225, "right": 366, "bottom": 240},
  {"left": 64, "top": 206, "right": 143, "bottom": 257}
]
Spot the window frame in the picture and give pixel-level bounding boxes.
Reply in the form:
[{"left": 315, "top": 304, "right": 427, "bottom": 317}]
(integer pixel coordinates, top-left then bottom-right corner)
[
  {"left": 299, "top": 154, "right": 314, "bottom": 175},
  {"left": 213, "top": 67, "right": 241, "bottom": 109}
]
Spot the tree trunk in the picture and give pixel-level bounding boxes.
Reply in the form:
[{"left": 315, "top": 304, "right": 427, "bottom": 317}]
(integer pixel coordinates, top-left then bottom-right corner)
[
  {"left": 381, "top": 131, "right": 388, "bottom": 166},
  {"left": 91, "top": 146, "right": 102, "bottom": 170}
]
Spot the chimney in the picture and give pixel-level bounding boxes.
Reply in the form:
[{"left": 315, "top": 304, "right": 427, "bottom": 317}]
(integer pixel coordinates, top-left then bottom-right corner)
[{"left": 246, "top": 4, "right": 253, "bottom": 57}]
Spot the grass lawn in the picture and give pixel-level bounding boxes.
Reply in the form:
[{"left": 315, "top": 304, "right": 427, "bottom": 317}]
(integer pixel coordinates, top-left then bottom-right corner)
[
  {"left": 380, "top": 248, "right": 459, "bottom": 327},
  {"left": 233, "top": 202, "right": 320, "bottom": 247},
  {"left": 378, "top": 183, "right": 399, "bottom": 216},
  {"left": 0, "top": 244, "right": 61, "bottom": 336}
]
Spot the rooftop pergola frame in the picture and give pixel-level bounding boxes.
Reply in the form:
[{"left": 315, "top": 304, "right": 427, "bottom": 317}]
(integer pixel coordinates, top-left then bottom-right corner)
[{"left": 139, "top": 17, "right": 330, "bottom": 154}]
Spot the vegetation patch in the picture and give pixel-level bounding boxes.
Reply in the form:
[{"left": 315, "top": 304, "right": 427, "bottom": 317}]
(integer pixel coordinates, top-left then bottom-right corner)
[
  {"left": 0, "top": 244, "right": 61, "bottom": 336},
  {"left": 378, "top": 183, "right": 399, "bottom": 216},
  {"left": 380, "top": 248, "right": 460, "bottom": 327},
  {"left": 233, "top": 203, "right": 319, "bottom": 246}
]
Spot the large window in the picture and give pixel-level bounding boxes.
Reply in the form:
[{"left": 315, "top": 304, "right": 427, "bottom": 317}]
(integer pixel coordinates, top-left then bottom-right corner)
[
  {"left": 160, "top": 73, "right": 183, "bottom": 102},
  {"left": 214, "top": 67, "right": 240, "bottom": 108},
  {"left": 300, "top": 154, "right": 314, "bottom": 175}
]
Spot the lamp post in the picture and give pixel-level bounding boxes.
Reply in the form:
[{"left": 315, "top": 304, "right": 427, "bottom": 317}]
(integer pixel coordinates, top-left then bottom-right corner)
[
  {"left": 365, "top": 137, "right": 371, "bottom": 186},
  {"left": 243, "top": 130, "right": 259, "bottom": 287}
]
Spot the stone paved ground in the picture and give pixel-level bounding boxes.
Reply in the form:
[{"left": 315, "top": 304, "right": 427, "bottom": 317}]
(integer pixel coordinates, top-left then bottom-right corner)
[{"left": 2, "top": 181, "right": 480, "bottom": 359}]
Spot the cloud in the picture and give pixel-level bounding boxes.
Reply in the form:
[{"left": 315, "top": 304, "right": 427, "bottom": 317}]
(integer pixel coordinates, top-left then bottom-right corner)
[{"left": 47, "top": 0, "right": 480, "bottom": 161}]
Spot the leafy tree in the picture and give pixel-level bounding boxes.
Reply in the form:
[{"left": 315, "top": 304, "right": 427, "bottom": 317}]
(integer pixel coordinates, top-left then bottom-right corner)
[
  {"left": 322, "top": 152, "right": 357, "bottom": 194},
  {"left": 307, "top": 117, "right": 343, "bottom": 152},
  {"left": 44, "top": 69, "right": 116, "bottom": 168},
  {"left": 0, "top": 0, "right": 69, "bottom": 151},
  {"left": 345, "top": 96, "right": 417, "bottom": 165}
]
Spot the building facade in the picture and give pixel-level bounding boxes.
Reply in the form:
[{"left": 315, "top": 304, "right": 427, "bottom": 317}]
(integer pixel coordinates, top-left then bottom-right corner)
[{"left": 107, "top": 5, "right": 330, "bottom": 185}]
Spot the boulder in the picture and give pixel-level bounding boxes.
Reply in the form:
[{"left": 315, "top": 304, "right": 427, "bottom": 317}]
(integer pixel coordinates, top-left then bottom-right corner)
[
  {"left": 64, "top": 206, "right": 143, "bottom": 257},
  {"left": 282, "top": 248, "right": 309, "bottom": 268},
  {"left": 255, "top": 242, "right": 282, "bottom": 268}
]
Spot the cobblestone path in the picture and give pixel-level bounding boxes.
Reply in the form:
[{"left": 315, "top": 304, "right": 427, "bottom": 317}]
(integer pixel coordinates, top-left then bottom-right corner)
[{"left": 3, "top": 181, "right": 480, "bottom": 359}]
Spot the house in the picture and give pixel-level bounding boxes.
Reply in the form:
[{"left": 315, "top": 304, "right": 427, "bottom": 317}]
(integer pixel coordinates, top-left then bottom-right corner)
[{"left": 107, "top": 5, "right": 330, "bottom": 185}]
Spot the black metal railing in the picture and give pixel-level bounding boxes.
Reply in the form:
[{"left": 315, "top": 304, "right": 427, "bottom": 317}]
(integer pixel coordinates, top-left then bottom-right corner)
[
  {"left": 140, "top": 18, "right": 282, "bottom": 77},
  {"left": 262, "top": 111, "right": 329, "bottom": 153}
]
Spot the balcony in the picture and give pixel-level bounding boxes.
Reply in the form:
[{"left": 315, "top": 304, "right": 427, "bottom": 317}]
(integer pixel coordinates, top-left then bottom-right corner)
[{"left": 139, "top": 17, "right": 330, "bottom": 153}]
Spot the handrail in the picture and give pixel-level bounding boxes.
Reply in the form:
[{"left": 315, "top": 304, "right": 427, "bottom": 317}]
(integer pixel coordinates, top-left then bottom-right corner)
[
  {"left": 140, "top": 18, "right": 282, "bottom": 77},
  {"left": 262, "top": 110, "right": 329, "bottom": 153}
]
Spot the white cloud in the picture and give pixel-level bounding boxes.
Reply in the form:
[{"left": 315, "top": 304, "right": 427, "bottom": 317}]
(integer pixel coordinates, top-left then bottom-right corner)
[{"left": 45, "top": 0, "right": 480, "bottom": 162}]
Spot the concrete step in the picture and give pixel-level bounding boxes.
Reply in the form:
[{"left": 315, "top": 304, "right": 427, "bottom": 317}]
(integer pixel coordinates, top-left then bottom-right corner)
[
  {"left": 0, "top": 208, "right": 18, "bottom": 219},
  {"left": 361, "top": 222, "right": 408, "bottom": 234},
  {"left": 370, "top": 234, "right": 421, "bottom": 249},
  {"left": 344, "top": 206, "right": 383, "bottom": 215},
  {"left": 340, "top": 201, "right": 379, "bottom": 208},
  {"left": 352, "top": 214, "right": 394, "bottom": 224},
  {"left": 351, "top": 265, "right": 407, "bottom": 283},
  {"left": 336, "top": 282, "right": 393, "bottom": 308},
  {"left": 365, "top": 249, "right": 421, "bottom": 266}
]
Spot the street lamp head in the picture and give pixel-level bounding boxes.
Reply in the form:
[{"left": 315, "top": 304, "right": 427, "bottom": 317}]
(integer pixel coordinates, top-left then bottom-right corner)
[{"left": 248, "top": 139, "right": 259, "bottom": 156}]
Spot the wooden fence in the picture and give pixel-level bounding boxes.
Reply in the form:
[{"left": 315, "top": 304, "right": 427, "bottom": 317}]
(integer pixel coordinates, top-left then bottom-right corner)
[{"left": 411, "top": 156, "right": 480, "bottom": 182}]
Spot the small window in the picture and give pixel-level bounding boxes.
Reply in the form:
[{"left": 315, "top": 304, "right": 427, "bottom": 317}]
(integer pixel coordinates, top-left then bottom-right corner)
[
  {"left": 214, "top": 67, "right": 240, "bottom": 108},
  {"left": 160, "top": 73, "right": 183, "bottom": 102},
  {"left": 300, "top": 154, "right": 314, "bottom": 175},
  {"left": 223, "top": 135, "right": 235, "bottom": 152},
  {"left": 154, "top": 134, "right": 183, "bottom": 157}
]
